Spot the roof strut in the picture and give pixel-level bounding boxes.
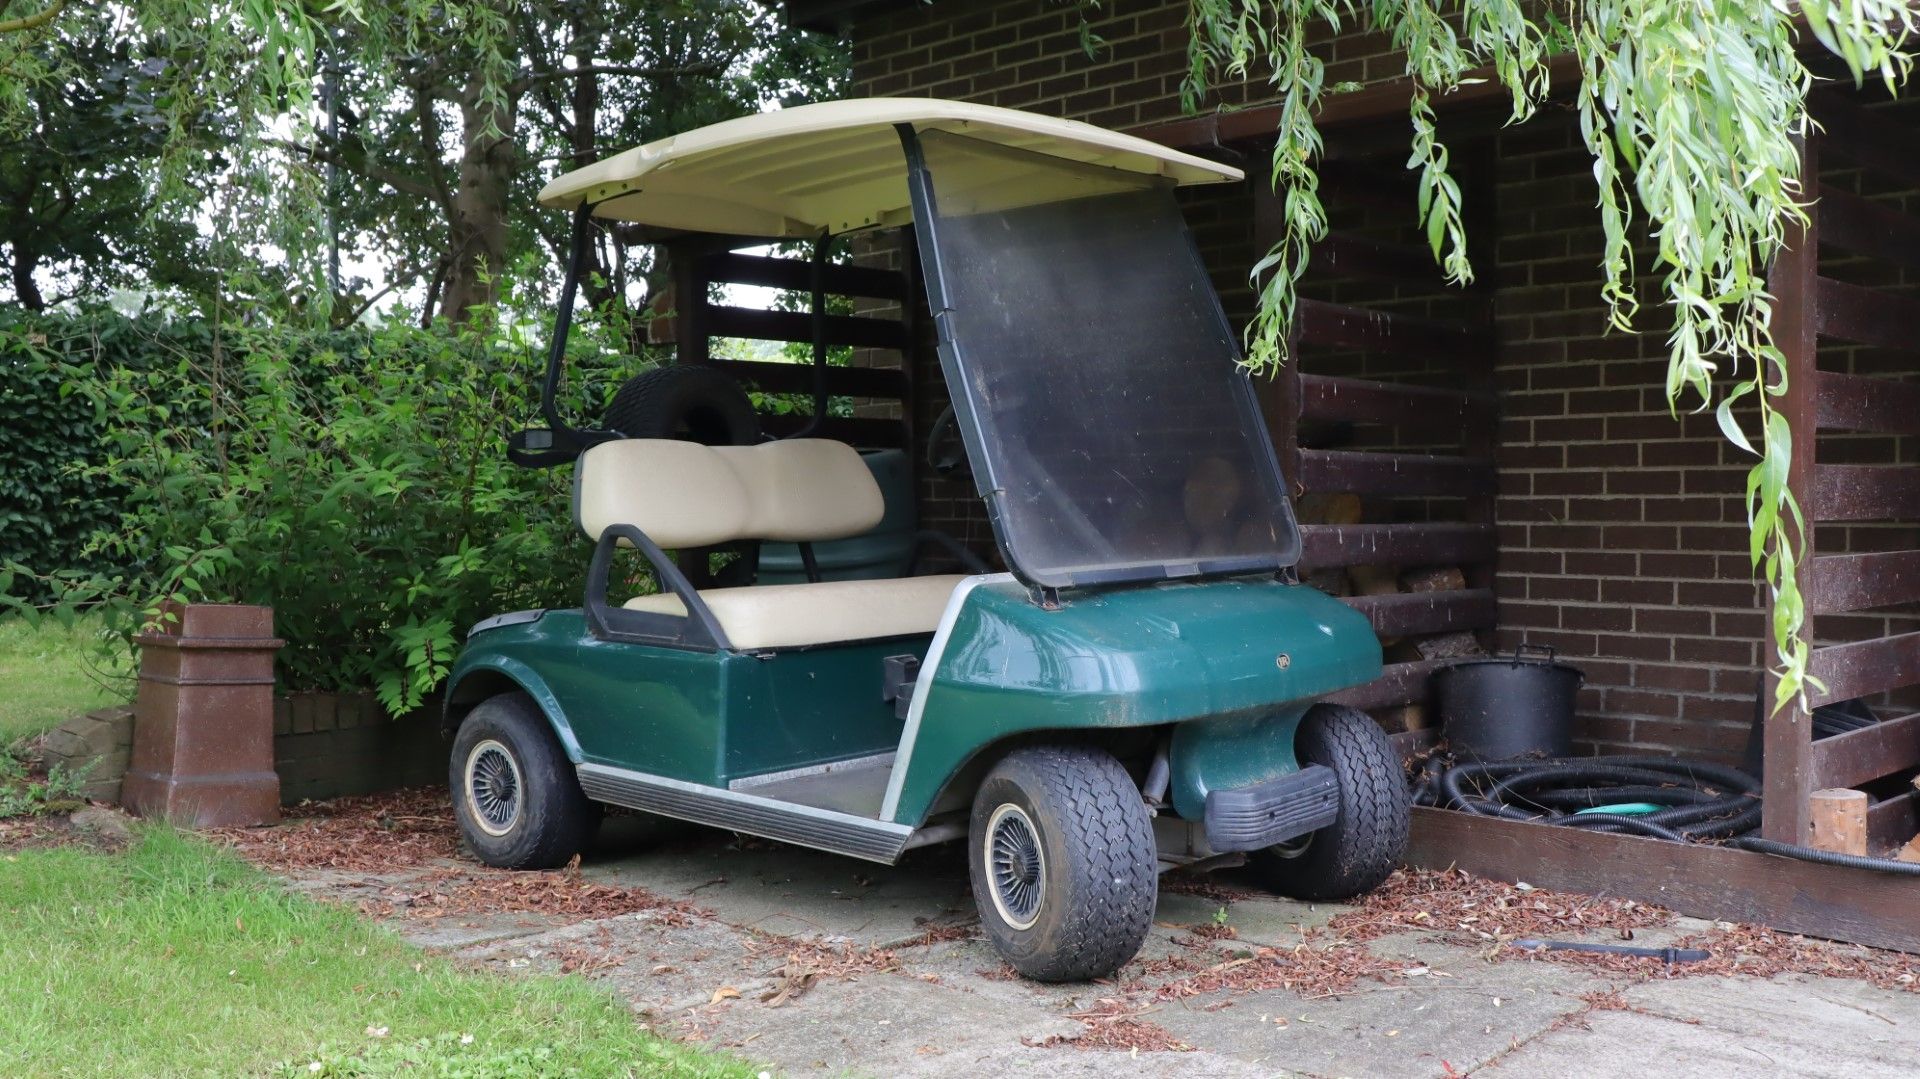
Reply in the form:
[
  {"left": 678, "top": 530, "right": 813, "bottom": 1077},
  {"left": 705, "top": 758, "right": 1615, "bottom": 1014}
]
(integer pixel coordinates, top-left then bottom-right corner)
[
  {"left": 792, "top": 229, "right": 833, "bottom": 438},
  {"left": 508, "top": 204, "right": 622, "bottom": 468}
]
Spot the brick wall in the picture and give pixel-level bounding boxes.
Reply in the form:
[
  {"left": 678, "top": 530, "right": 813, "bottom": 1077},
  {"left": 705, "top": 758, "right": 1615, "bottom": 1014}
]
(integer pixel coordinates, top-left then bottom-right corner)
[
  {"left": 843, "top": 0, "right": 1918, "bottom": 763},
  {"left": 274, "top": 693, "right": 445, "bottom": 803},
  {"left": 1486, "top": 113, "right": 1761, "bottom": 759}
]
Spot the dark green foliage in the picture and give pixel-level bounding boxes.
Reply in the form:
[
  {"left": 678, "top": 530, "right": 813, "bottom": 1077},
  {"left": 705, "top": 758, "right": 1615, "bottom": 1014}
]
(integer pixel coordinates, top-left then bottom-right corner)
[
  {"left": 0, "top": 309, "right": 206, "bottom": 597},
  {"left": 2, "top": 308, "right": 638, "bottom": 712}
]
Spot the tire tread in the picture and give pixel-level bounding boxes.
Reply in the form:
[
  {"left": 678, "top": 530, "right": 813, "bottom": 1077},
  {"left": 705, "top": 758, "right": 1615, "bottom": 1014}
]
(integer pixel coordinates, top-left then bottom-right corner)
[
  {"left": 1254, "top": 704, "right": 1410, "bottom": 901},
  {"left": 972, "top": 746, "right": 1157, "bottom": 982}
]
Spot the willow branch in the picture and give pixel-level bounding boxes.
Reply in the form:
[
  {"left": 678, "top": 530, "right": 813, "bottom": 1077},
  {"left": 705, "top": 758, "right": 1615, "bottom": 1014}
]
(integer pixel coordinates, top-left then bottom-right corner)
[
  {"left": 0, "top": 0, "right": 65, "bottom": 35},
  {"left": 268, "top": 136, "right": 444, "bottom": 205}
]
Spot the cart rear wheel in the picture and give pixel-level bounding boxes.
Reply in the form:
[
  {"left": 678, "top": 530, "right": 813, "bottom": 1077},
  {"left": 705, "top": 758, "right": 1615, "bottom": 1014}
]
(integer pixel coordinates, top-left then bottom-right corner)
[
  {"left": 603, "top": 365, "right": 759, "bottom": 445},
  {"left": 968, "top": 746, "right": 1157, "bottom": 982},
  {"left": 1249, "top": 703, "right": 1409, "bottom": 901},
  {"left": 451, "top": 692, "right": 600, "bottom": 869}
]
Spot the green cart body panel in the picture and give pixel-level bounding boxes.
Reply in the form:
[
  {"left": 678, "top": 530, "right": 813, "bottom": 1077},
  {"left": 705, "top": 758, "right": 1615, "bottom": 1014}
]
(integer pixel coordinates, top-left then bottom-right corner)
[
  {"left": 881, "top": 576, "right": 1380, "bottom": 826},
  {"left": 448, "top": 575, "right": 1377, "bottom": 836},
  {"left": 447, "top": 610, "right": 928, "bottom": 787}
]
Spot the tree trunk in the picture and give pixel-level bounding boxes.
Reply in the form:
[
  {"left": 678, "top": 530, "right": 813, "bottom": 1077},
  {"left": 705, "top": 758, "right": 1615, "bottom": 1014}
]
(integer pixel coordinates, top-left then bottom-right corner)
[
  {"left": 9, "top": 245, "right": 43, "bottom": 310},
  {"left": 438, "top": 84, "right": 517, "bottom": 323}
]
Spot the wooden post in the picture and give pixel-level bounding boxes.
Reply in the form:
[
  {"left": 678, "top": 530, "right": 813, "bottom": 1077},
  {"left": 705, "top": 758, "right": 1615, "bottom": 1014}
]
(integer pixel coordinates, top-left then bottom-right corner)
[
  {"left": 670, "top": 240, "right": 710, "bottom": 365},
  {"left": 1762, "top": 133, "right": 1820, "bottom": 845},
  {"left": 1809, "top": 788, "right": 1869, "bottom": 855},
  {"left": 1249, "top": 147, "right": 1303, "bottom": 494}
]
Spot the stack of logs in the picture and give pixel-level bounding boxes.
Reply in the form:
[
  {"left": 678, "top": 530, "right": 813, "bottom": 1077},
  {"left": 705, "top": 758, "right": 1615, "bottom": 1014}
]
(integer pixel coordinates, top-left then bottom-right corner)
[{"left": 1296, "top": 491, "right": 1486, "bottom": 733}]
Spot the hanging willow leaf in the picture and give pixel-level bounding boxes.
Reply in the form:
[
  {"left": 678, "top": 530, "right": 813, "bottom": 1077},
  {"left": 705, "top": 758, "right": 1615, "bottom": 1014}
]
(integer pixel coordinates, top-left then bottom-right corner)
[{"left": 1183, "top": 0, "right": 1918, "bottom": 710}]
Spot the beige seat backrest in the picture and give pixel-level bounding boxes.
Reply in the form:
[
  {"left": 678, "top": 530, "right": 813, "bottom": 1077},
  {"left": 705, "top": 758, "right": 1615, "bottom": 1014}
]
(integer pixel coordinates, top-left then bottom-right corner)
[{"left": 575, "top": 438, "right": 885, "bottom": 548}]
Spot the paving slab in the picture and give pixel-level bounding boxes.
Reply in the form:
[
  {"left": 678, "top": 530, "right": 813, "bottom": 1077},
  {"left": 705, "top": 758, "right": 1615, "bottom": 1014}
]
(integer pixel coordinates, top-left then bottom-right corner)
[
  {"left": 266, "top": 826, "right": 1920, "bottom": 1079},
  {"left": 1158, "top": 888, "right": 1343, "bottom": 950},
  {"left": 1477, "top": 973, "right": 1920, "bottom": 1079},
  {"left": 687, "top": 969, "right": 1278, "bottom": 1078},
  {"left": 1150, "top": 946, "right": 1599, "bottom": 1079},
  {"left": 584, "top": 834, "right": 974, "bottom": 945}
]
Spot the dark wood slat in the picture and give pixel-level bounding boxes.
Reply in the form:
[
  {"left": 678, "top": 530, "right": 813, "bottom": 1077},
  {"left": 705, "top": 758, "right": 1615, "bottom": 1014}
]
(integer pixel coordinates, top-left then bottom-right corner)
[
  {"left": 1133, "top": 54, "right": 1583, "bottom": 149},
  {"left": 757, "top": 413, "right": 905, "bottom": 448},
  {"left": 708, "top": 359, "right": 906, "bottom": 400},
  {"left": 1329, "top": 659, "right": 1453, "bottom": 711},
  {"left": 1867, "top": 791, "right": 1919, "bottom": 854},
  {"left": 1407, "top": 807, "right": 1920, "bottom": 955},
  {"left": 1313, "top": 159, "right": 1418, "bottom": 213},
  {"left": 1805, "top": 549, "right": 1920, "bottom": 614},
  {"left": 704, "top": 305, "right": 908, "bottom": 351},
  {"left": 1810, "top": 88, "right": 1920, "bottom": 190},
  {"left": 1298, "top": 373, "right": 1494, "bottom": 429},
  {"left": 1298, "top": 449, "right": 1494, "bottom": 497},
  {"left": 1815, "top": 184, "right": 1920, "bottom": 274},
  {"left": 1294, "top": 298, "right": 1487, "bottom": 361},
  {"left": 1298, "top": 522, "right": 1496, "bottom": 570},
  {"left": 1344, "top": 588, "right": 1495, "bottom": 638},
  {"left": 1388, "top": 727, "right": 1438, "bottom": 761},
  {"left": 1316, "top": 232, "right": 1446, "bottom": 284},
  {"left": 1810, "top": 464, "right": 1920, "bottom": 522},
  {"left": 1813, "top": 276, "right": 1920, "bottom": 353},
  {"left": 1810, "top": 711, "right": 1920, "bottom": 790},
  {"left": 1816, "top": 371, "right": 1920, "bottom": 436},
  {"left": 1809, "top": 632, "right": 1920, "bottom": 708},
  {"left": 1251, "top": 155, "right": 1304, "bottom": 491},
  {"left": 1762, "top": 132, "right": 1819, "bottom": 845},
  {"left": 700, "top": 252, "right": 910, "bottom": 300}
]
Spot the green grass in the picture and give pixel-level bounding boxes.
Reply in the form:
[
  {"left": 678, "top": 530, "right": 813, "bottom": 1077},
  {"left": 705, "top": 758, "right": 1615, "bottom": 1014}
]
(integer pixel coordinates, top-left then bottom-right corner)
[
  {"left": 0, "top": 828, "right": 754, "bottom": 1078},
  {"left": 0, "top": 616, "right": 129, "bottom": 745}
]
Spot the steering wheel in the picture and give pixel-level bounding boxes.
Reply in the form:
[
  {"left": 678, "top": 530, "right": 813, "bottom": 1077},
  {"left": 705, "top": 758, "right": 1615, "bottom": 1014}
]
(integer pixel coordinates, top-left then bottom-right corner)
[{"left": 927, "top": 404, "right": 968, "bottom": 474}]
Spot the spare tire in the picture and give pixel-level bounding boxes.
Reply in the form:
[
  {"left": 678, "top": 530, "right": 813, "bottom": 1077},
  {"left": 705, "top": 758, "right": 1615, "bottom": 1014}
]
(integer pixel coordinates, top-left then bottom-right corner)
[{"left": 603, "top": 365, "right": 760, "bottom": 445}]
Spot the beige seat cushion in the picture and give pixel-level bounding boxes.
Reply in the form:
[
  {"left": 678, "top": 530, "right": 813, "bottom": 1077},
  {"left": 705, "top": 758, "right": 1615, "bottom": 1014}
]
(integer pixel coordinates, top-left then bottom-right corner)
[
  {"left": 624, "top": 575, "right": 967, "bottom": 651},
  {"left": 576, "top": 438, "right": 884, "bottom": 549}
]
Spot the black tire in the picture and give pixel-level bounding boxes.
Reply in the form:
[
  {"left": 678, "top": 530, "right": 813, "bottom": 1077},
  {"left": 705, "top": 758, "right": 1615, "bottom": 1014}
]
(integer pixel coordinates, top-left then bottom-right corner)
[
  {"left": 1249, "top": 703, "right": 1410, "bottom": 901},
  {"left": 450, "top": 692, "right": 600, "bottom": 869},
  {"left": 603, "top": 365, "right": 759, "bottom": 445},
  {"left": 968, "top": 746, "right": 1157, "bottom": 982}
]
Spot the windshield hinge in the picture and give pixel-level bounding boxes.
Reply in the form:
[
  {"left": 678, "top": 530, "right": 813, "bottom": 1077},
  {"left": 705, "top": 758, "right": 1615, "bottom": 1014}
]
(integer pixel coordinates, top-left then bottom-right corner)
[{"left": 1032, "top": 586, "right": 1064, "bottom": 610}]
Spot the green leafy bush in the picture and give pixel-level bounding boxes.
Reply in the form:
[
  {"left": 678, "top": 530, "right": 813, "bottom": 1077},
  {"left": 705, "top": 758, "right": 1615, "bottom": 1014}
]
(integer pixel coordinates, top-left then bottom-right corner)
[
  {"left": 0, "top": 310, "right": 211, "bottom": 597},
  {"left": 5, "top": 311, "right": 638, "bottom": 713}
]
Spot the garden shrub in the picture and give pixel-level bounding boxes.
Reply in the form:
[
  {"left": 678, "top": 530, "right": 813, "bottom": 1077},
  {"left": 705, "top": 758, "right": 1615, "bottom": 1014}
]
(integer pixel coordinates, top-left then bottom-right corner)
[
  {"left": 0, "top": 310, "right": 211, "bottom": 598},
  {"left": 4, "top": 309, "right": 646, "bottom": 713}
]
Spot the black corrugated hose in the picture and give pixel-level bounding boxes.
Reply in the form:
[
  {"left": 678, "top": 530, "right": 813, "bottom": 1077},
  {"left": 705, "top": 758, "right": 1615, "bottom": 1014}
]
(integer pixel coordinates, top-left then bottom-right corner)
[{"left": 1413, "top": 753, "right": 1920, "bottom": 876}]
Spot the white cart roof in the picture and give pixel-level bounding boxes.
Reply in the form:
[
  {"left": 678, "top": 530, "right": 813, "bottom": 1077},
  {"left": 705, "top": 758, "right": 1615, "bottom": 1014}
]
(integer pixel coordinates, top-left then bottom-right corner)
[{"left": 536, "top": 97, "right": 1244, "bottom": 238}]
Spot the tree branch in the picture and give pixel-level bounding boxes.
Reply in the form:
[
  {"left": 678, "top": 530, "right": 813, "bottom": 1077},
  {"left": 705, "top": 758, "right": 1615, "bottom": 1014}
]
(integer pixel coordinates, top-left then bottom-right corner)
[
  {"left": 269, "top": 136, "right": 444, "bottom": 204},
  {"left": 409, "top": 85, "right": 454, "bottom": 209},
  {"left": 509, "top": 61, "right": 724, "bottom": 94},
  {"left": 0, "top": 0, "right": 64, "bottom": 35}
]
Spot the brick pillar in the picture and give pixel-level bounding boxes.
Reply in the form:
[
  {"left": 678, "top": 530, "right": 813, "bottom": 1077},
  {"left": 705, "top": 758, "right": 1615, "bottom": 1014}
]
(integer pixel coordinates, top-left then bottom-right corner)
[{"left": 121, "top": 603, "right": 285, "bottom": 827}]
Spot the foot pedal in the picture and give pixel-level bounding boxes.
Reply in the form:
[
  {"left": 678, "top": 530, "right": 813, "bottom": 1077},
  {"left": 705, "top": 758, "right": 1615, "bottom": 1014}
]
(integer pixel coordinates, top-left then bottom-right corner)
[{"left": 882, "top": 654, "right": 921, "bottom": 719}]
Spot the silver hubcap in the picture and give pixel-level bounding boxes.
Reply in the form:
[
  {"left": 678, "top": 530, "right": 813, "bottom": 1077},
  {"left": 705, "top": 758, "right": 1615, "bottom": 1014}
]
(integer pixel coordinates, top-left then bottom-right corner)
[
  {"left": 465, "top": 739, "right": 523, "bottom": 837},
  {"left": 984, "top": 804, "right": 1046, "bottom": 931},
  {"left": 1270, "top": 833, "right": 1314, "bottom": 860}
]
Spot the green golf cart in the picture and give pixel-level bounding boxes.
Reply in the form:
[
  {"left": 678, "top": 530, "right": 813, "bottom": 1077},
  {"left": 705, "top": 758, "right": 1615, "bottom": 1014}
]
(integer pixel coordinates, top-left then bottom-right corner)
[{"left": 444, "top": 99, "right": 1408, "bottom": 981}]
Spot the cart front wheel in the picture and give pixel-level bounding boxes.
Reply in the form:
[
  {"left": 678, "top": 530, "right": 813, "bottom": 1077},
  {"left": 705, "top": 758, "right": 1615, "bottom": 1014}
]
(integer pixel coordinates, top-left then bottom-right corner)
[
  {"left": 1249, "top": 703, "right": 1409, "bottom": 901},
  {"left": 968, "top": 746, "right": 1157, "bottom": 982},
  {"left": 451, "top": 692, "right": 599, "bottom": 869}
]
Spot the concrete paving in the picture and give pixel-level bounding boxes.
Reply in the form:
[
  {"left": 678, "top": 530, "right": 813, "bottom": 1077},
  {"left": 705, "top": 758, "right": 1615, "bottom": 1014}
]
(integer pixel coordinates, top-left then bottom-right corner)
[{"left": 289, "top": 825, "right": 1920, "bottom": 1078}]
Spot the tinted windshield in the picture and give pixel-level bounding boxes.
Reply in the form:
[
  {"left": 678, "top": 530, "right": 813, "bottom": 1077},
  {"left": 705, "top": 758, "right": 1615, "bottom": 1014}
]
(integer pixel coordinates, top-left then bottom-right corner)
[{"left": 913, "top": 130, "right": 1299, "bottom": 588}]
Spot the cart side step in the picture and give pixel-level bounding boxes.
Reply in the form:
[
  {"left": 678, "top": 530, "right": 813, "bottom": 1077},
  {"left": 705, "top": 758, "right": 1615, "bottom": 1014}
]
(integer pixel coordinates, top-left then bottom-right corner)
[{"left": 577, "top": 762, "right": 914, "bottom": 864}]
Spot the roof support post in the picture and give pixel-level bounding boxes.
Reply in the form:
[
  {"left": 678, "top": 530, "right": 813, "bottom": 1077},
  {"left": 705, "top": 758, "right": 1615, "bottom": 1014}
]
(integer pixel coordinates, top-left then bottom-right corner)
[{"left": 1762, "top": 132, "right": 1820, "bottom": 845}]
